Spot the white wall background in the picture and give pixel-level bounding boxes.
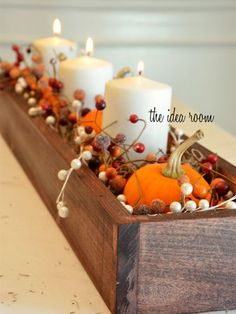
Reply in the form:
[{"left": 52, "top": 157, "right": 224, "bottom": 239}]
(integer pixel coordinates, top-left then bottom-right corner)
[{"left": 0, "top": 0, "right": 236, "bottom": 136}]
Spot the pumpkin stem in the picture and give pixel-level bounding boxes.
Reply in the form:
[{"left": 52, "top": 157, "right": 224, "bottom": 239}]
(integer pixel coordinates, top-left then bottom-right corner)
[{"left": 162, "top": 129, "right": 204, "bottom": 179}]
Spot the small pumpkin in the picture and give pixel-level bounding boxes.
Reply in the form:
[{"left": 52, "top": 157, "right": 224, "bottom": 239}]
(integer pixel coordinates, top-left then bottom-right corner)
[
  {"left": 79, "top": 109, "right": 103, "bottom": 133},
  {"left": 124, "top": 130, "right": 210, "bottom": 207}
]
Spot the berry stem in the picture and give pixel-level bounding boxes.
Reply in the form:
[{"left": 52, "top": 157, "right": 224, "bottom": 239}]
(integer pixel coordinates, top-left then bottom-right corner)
[
  {"left": 199, "top": 165, "right": 236, "bottom": 186},
  {"left": 123, "top": 144, "right": 145, "bottom": 206},
  {"left": 114, "top": 118, "right": 147, "bottom": 161}
]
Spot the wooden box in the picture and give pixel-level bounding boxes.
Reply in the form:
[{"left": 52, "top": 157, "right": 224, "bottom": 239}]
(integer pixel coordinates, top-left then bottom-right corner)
[{"left": 1, "top": 91, "right": 236, "bottom": 314}]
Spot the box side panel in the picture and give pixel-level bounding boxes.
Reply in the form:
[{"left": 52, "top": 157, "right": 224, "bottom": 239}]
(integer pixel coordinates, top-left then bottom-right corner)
[
  {"left": 138, "top": 218, "right": 236, "bottom": 314},
  {"left": 0, "top": 92, "right": 118, "bottom": 312},
  {"left": 117, "top": 223, "right": 140, "bottom": 314}
]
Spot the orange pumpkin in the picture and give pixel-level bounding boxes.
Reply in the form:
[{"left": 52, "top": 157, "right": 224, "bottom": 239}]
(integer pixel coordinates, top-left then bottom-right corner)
[
  {"left": 79, "top": 109, "right": 103, "bottom": 133},
  {"left": 124, "top": 130, "right": 211, "bottom": 207}
]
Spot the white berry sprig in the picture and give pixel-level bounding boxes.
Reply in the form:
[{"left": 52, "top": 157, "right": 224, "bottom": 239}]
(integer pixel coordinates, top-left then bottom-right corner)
[{"left": 56, "top": 148, "right": 93, "bottom": 218}]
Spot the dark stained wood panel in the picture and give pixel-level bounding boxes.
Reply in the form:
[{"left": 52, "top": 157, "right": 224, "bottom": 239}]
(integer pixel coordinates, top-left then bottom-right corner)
[
  {"left": 117, "top": 223, "right": 140, "bottom": 314},
  {"left": 138, "top": 218, "right": 236, "bottom": 313}
]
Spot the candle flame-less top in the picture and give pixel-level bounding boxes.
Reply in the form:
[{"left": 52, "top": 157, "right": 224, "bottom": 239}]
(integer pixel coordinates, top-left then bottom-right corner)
[
  {"left": 86, "top": 37, "right": 94, "bottom": 56},
  {"left": 104, "top": 67, "right": 172, "bottom": 158},
  {"left": 137, "top": 60, "right": 144, "bottom": 76},
  {"left": 53, "top": 18, "right": 61, "bottom": 36}
]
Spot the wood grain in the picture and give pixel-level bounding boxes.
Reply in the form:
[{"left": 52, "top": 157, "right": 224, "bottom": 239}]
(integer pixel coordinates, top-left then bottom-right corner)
[
  {"left": 116, "top": 223, "right": 140, "bottom": 314},
  {"left": 138, "top": 218, "right": 236, "bottom": 313}
]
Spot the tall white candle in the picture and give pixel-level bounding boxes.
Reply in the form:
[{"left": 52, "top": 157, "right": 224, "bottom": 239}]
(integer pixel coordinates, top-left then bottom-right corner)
[
  {"left": 32, "top": 19, "right": 77, "bottom": 77},
  {"left": 104, "top": 61, "right": 172, "bottom": 158},
  {"left": 59, "top": 38, "right": 113, "bottom": 108}
]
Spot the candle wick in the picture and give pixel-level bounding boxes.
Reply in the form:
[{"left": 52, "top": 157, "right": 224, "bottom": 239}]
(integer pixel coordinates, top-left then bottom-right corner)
[{"left": 138, "top": 71, "right": 142, "bottom": 76}]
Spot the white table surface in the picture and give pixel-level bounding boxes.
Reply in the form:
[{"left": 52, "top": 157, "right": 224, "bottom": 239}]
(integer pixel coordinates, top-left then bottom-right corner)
[
  {"left": 0, "top": 99, "right": 236, "bottom": 314},
  {"left": 0, "top": 136, "right": 110, "bottom": 314}
]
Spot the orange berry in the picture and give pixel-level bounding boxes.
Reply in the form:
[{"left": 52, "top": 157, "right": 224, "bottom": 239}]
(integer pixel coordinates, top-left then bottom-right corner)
[
  {"left": 193, "top": 184, "right": 209, "bottom": 199},
  {"left": 99, "top": 164, "right": 107, "bottom": 172},
  {"left": 0, "top": 62, "right": 13, "bottom": 72},
  {"left": 21, "top": 67, "right": 31, "bottom": 76},
  {"left": 145, "top": 153, "right": 157, "bottom": 163},
  {"left": 105, "top": 167, "right": 117, "bottom": 180},
  {"left": 9, "top": 67, "right": 20, "bottom": 79},
  {"left": 84, "top": 145, "right": 93, "bottom": 153},
  {"left": 25, "top": 75, "right": 36, "bottom": 86},
  {"left": 43, "top": 89, "right": 53, "bottom": 100},
  {"left": 32, "top": 54, "right": 42, "bottom": 64},
  {"left": 74, "top": 89, "right": 86, "bottom": 101},
  {"left": 110, "top": 146, "right": 122, "bottom": 158},
  {"left": 30, "top": 83, "right": 37, "bottom": 90}
]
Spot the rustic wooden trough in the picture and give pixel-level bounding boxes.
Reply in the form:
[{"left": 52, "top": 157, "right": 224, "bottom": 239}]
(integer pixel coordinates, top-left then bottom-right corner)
[{"left": 1, "top": 91, "right": 236, "bottom": 314}]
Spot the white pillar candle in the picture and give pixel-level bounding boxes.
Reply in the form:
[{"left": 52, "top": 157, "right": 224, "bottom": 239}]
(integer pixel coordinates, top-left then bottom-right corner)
[
  {"left": 104, "top": 61, "right": 172, "bottom": 158},
  {"left": 32, "top": 19, "right": 77, "bottom": 77},
  {"left": 59, "top": 38, "right": 113, "bottom": 108}
]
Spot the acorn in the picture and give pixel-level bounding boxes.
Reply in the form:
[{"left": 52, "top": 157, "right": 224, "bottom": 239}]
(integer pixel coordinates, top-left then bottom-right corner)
[
  {"left": 151, "top": 199, "right": 166, "bottom": 214},
  {"left": 133, "top": 204, "right": 151, "bottom": 215}
]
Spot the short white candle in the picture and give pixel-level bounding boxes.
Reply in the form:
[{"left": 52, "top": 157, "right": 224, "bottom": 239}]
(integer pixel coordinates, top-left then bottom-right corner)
[
  {"left": 32, "top": 19, "right": 77, "bottom": 77},
  {"left": 59, "top": 38, "right": 113, "bottom": 108},
  {"left": 104, "top": 61, "right": 172, "bottom": 158}
]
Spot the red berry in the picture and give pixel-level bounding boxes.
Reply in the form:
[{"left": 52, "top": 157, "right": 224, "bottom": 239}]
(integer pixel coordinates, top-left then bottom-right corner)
[
  {"left": 95, "top": 95, "right": 104, "bottom": 104},
  {"left": 48, "top": 78, "right": 57, "bottom": 88},
  {"left": 40, "top": 101, "right": 50, "bottom": 110},
  {"left": 112, "top": 161, "right": 120, "bottom": 169},
  {"left": 68, "top": 112, "right": 77, "bottom": 124},
  {"left": 133, "top": 143, "right": 145, "bottom": 153},
  {"left": 129, "top": 114, "right": 139, "bottom": 123},
  {"left": 59, "top": 117, "right": 68, "bottom": 126},
  {"left": 17, "top": 53, "right": 24, "bottom": 62},
  {"left": 12, "top": 44, "right": 20, "bottom": 52},
  {"left": 85, "top": 126, "right": 93, "bottom": 134},
  {"left": 207, "top": 153, "right": 218, "bottom": 164},
  {"left": 158, "top": 155, "right": 169, "bottom": 163},
  {"left": 200, "top": 162, "right": 213, "bottom": 174},
  {"left": 95, "top": 100, "right": 106, "bottom": 111},
  {"left": 56, "top": 81, "right": 64, "bottom": 89},
  {"left": 211, "top": 178, "right": 224, "bottom": 188},
  {"left": 215, "top": 180, "right": 229, "bottom": 197},
  {"left": 117, "top": 156, "right": 126, "bottom": 163}
]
